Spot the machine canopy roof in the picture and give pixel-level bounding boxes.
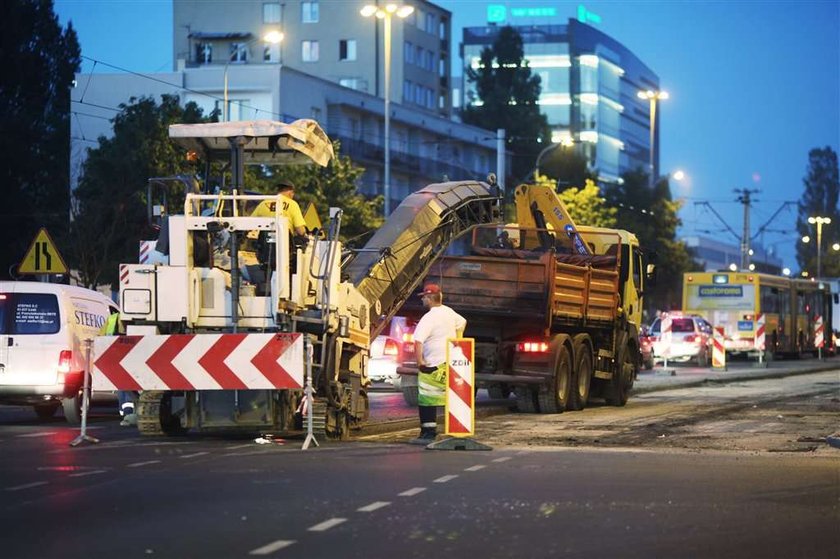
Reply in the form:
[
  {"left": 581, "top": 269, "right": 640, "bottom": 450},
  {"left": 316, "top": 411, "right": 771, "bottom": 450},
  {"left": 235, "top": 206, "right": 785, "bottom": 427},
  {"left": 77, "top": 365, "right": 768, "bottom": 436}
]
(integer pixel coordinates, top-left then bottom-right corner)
[{"left": 169, "top": 119, "right": 334, "bottom": 167}]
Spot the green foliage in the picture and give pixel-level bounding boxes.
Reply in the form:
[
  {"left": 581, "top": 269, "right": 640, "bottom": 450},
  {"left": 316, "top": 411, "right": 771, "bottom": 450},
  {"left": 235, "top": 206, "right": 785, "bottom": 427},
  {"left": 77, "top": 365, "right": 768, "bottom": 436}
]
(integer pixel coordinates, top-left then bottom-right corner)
[
  {"left": 70, "top": 95, "right": 209, "bottom": 288},
  {"left": 0, "top": 0, "right": 80, "bottom": 279},
  {"left": 532, "top": 174, "right": 616, "bottom": 227},
  {"left": 244, "top": 142, "right": 381, "bottom": 247},
  {"left": 606, "top": 170, "right": 697, "bottom": 315},
  {"left": 461, "top": 26, "right": 549, "bottom": 184},
  {"left": 796, "top": 146, "right": 840, "bottom": 277}
]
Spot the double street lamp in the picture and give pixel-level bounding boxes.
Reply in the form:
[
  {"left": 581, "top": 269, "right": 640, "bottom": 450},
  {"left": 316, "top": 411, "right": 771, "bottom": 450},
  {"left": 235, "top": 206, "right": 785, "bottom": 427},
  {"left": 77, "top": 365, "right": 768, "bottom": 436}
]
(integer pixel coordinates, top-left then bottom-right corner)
[
  {"left": 534, "top": 137, "right": 575, "bottom": 178},
  {"left": 224, "top": 30, "right": 284, "bottom": 122},
  {"left": 807, "top": 215, "right": 831, "bottom": 279},
  {"left": 637, "top": 89, "right": 669, "bottom": 187},
  {"left": 361, "top": 3, "right": 414, "bottom": 216}
]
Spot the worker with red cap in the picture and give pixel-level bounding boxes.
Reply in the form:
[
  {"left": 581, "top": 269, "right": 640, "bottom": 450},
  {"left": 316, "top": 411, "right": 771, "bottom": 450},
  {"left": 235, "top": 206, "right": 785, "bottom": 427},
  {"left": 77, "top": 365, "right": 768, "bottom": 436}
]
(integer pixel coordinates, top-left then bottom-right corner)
[{"left": 410, "top": 282, "right": 466, "bottom": 444}]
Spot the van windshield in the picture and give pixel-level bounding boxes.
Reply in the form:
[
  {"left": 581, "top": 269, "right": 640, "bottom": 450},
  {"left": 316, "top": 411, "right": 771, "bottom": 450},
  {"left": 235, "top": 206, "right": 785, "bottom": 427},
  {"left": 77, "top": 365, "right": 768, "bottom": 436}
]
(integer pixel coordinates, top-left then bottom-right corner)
[{"left": 0, "top": 293, "right": 60, "bottom": 335}]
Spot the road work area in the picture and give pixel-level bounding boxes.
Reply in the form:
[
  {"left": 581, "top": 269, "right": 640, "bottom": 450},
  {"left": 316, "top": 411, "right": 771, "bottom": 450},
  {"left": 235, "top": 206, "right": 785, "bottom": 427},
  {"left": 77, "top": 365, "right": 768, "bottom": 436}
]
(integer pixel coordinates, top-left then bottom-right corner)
[{"left": 362, "top": 358, "right": 840, "bottom": 455}]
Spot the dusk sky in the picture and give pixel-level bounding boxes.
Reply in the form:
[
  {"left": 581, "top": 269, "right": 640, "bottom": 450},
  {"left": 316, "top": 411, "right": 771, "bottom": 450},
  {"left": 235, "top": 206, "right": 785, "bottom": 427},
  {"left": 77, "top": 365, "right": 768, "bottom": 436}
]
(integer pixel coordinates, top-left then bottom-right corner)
[{"left": 55, "top": 0, "right": 839, "bottom": 270}]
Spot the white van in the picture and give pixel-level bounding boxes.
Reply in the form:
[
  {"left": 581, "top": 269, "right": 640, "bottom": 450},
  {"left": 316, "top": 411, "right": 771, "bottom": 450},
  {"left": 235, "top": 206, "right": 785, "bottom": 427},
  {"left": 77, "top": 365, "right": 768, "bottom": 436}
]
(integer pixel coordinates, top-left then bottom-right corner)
[{"left": 0, "top": 281, "right": 118, "bottom": 423}]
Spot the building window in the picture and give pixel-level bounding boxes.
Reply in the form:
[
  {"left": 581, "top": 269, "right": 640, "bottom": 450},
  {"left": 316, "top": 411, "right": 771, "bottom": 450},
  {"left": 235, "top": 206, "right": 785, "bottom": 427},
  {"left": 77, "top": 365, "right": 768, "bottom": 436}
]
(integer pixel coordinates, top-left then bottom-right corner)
[
  {"left": 302, "top": 40, "right": 319, "bottom": 62},
  {"left": 339, "top": 39, "right": 357, "bottom": 61},
  {"left": 404, "top": 41, "right": 414, "bottom": 64},
  {"left": 230, "top": 42, "right": 248, "bottom": 63},
  {"left": 425, "top": 13, "right": 435, "bottom": 34},
  {"left": 196, "top": 42, "right": 212, "bottom": 64},
  {"left": 301, "top": 1, "right": 319, "bottom": 23},
  {"left": 403, "top": 80, "right": 412, "bottom": 102},
  {"left": 439, "top": 18, "right": 447, "bottom": 40},
  {"left": 415, "top": 46, "right": 423, "bottom": 67},
  {"left": 439, "top": 94, "right": 445, "bottom": 110},
  {"left": 263, "top": 3, "right": 281, "bottom": 23}
]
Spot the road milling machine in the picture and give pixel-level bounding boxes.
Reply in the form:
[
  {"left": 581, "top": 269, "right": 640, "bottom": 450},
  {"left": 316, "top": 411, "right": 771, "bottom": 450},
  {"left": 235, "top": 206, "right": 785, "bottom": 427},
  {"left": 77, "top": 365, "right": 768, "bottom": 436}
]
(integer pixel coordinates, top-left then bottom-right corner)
[{"left": 92, "top": 119, "right": 499, "bottom": 438}]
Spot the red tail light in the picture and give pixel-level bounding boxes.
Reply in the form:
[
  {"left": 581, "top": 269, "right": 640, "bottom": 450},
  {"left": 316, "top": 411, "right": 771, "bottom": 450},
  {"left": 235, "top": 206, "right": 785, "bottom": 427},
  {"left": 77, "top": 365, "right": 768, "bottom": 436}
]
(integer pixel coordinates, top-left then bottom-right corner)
[
  {"left": 516, "top": 341, "right": 549, "bottom": 353},
  {"left": 683, "top": 334, "right": 699, "bottom": 344},
  {"left": 383, "top": 339, "right": 399, "bottom": 357},
  {"left": 58, "top": 350, "right": 72, "bottom": 375}
]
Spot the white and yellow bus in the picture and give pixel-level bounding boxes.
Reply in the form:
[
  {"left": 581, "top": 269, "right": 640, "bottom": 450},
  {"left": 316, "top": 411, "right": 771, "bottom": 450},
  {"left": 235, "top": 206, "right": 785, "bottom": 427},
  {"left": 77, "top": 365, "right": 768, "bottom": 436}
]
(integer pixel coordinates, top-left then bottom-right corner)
[{"left": 682, "top": 272, "right": 832, "bottom": 357}]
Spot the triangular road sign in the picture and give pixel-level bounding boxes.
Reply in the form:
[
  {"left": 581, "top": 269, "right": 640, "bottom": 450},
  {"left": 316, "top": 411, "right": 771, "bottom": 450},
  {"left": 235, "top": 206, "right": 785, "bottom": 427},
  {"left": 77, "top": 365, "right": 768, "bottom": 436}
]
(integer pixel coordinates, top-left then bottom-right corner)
[
  {"left": 19, "top": 228, "right": 68, "bottom": 275},
  {"left": 302, "top": 202, "right": 323, "bottom": 233}
]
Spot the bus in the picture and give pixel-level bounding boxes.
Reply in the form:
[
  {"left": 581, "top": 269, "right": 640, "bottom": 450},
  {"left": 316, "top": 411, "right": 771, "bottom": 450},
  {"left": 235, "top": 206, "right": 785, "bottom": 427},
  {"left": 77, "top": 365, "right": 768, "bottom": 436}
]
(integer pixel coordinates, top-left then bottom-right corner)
[{"left": 682, "top": 272, "right": 832, "bottom": 357}]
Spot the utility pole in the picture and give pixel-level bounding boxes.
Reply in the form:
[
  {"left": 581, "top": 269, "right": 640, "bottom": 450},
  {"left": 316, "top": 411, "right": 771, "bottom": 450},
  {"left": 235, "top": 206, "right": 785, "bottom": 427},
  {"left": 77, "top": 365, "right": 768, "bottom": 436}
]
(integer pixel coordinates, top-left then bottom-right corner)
[{"left": 735, "top": 188, "right": 759, "bottom": 270}]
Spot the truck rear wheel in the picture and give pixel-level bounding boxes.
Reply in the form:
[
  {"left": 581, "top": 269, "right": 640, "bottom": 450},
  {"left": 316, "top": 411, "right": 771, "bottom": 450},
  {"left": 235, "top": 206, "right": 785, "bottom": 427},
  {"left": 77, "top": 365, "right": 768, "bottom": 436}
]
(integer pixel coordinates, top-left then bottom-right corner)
[
  {"left": 515, "top": 387, "right": 538, "bottom": 413},
  {"left": 605, "top": 339, "right": 635, "bottom": 406},
  {"left": 538, "top": 339, "right": 572, "bottom": 413},
  {"left": 570, "top": 336, "right": 593, "bottom": 411}
]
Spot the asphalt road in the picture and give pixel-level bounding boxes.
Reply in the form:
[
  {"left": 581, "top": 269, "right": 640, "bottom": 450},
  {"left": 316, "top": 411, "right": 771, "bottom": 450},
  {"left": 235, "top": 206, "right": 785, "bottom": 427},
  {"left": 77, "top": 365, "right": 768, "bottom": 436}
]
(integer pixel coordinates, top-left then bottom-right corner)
[{"left": 0, "top": 363, "right": 837, "bottom": 558}]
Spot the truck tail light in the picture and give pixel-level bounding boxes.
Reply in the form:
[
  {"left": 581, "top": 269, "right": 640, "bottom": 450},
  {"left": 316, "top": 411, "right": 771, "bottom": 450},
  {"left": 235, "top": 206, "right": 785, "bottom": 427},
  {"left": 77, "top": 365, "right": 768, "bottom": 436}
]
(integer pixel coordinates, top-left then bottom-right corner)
[{"left": 516, "top": 341, "right": 549, "bottom": 353}]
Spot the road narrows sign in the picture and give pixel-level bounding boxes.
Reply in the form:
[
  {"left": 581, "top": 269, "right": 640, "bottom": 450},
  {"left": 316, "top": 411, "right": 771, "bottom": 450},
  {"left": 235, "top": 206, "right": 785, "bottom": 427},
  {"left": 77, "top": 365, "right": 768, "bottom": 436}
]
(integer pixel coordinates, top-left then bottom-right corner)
[{"left": 18, "top": 228, "right": 68, "bottom": 274}]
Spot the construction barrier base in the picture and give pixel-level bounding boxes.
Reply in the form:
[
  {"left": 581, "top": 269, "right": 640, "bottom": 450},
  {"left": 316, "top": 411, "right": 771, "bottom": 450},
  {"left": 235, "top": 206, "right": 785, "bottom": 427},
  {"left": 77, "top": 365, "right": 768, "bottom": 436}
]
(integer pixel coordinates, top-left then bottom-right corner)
[{"left": 426, "top": 437, "right": 492, "bottom": 451}]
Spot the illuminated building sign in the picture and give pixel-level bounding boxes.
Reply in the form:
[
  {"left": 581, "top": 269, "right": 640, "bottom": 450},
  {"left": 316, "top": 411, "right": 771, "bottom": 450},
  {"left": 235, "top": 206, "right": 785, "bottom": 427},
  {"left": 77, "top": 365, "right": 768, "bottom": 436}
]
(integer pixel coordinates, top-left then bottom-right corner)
[
  {"left": 577, "top": 4, "right": 602, "bottom": 24},
  {"left": 487, "top": 5, "right": 558, "bottom": 22}
]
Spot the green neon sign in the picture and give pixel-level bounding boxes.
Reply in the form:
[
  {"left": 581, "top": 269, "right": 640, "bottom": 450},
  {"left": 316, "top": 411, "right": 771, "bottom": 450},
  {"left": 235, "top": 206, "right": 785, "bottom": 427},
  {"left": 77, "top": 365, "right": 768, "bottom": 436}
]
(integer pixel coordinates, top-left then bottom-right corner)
[{"left": 577, "top": 5, "right": 602, "bottom": 24}]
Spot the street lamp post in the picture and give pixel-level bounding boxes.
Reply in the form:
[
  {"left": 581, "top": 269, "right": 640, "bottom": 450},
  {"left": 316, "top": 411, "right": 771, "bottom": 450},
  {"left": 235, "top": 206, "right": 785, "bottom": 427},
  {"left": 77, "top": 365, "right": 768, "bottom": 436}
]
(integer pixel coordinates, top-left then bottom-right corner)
[
  {"left": 808, "top": 216, "right": 831, "bottom": 279},
  {"left": 224, "top": 30, "right": 284, "bottom": 122},
  {"left": 637, "top": 89, "right": 669, "bottom": 187},
  {"left": 361, "top": 3, "right": 414, "bottom": 216}
]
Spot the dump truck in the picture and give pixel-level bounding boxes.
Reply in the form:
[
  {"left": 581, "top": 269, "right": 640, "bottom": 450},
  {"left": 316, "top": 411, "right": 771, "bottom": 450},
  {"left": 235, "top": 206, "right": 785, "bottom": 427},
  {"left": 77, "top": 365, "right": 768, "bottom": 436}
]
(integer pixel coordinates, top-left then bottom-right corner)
[
  {"left": 91, "top": 119, "right": 500, "bottom": 438},
  {"left": 399, "top": 182, "right": 654, "bottom": 411}
]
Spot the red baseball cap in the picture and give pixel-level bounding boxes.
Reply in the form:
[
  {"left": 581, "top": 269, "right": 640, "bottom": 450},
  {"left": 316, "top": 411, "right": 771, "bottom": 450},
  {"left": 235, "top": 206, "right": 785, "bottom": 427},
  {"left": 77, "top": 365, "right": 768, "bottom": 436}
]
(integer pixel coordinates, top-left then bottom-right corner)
[{"left": 420, "top": 283, "right": 441, "bottom": 296}]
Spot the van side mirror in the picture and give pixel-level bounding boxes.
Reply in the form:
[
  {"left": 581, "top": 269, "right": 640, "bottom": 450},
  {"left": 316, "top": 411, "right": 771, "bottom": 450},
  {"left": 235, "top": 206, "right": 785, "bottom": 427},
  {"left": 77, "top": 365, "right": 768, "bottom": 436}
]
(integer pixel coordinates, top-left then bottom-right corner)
[{"left": 645, "top": 263, "right": 657, "bottom": 287}]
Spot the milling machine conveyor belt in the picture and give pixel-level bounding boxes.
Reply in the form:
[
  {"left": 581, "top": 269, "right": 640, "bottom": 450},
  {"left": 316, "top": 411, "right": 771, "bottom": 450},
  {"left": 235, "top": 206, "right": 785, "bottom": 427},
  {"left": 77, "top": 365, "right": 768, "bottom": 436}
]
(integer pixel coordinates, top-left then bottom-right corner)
[{"left": 344, "top": 180, "right": 500, "bottom": 339}]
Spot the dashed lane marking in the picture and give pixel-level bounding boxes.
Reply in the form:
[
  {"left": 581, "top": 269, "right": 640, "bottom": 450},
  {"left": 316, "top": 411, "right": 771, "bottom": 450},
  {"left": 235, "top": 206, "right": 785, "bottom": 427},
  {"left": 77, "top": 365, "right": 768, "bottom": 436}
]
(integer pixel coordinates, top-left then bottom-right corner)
[
  {"left": 433, "top": 475, "right": 458, "bottom": 483},
  {"left": 398, "top": 487, "right": 427, "bottom": 497},
  {"left": 492, "top": 457, "right": 512, "bottom": 463},
  {"left": 126, "top": 460, "right": 161, "bottom": 468},
  {"left": 249, "top": 540, "right": 296, "bottom": 555},
  {"left": 69, "top": 469, "right": 108, "bottom": 478},
  {"left": 357, "top": 501, "right": 391, "bottom": 512},
  {"left": 464, "top": 465, "right": 486, "bottom": 472},
  {"left": 225, "top": 443, "right": 254, "bottom": 451},
  {"left": 180, "top": 452, "right": 209, "bottom": 459},
  {"left": 17, "top": 432, "right": 58, "bottom": 438},
  {"left": 307, "top": 518, "right": 347, "bottom": 532},
  {"left": 6, "top": 481, "right": 48, "bottom": 491}
]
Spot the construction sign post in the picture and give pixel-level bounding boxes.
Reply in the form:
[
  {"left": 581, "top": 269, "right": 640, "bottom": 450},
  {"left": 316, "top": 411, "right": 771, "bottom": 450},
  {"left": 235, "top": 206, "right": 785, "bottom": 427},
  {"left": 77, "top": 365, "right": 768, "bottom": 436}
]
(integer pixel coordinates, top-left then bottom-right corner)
[
  {"left": 427, "top": 338, "right": 491, "bottom": 451},
  {"left": 18, "top": 228, "right": 68, "bottom": 275},
  {"left": 712, "top": 326, "right": 727, "bottom": 371}
]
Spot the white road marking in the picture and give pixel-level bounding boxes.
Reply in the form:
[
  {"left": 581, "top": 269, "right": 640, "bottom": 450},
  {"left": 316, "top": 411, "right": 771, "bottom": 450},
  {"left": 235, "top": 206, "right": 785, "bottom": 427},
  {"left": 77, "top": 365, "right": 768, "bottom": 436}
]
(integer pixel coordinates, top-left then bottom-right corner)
[
  {"left": 6, "top": 481, "right": 48, "bottom": 491},
  {"left": 492, "top": 456, "right": 512, "bottom": 463},
  {"left": 308, "top": 518, "right": 347, "bottom": 532},
  {"left": 464, "top": 465, "right": 486, "bottom": 472},
  {"left": 225, "top": 443, "right": 254, "bottom": 450},
  {"left": 180, "top": 452, "right": 209, "bottom": 459},
  {"left": 17, "top": 432, "right": 58, "bottom": 438},
  {"left": 398, "top": 487, "right": 427, "bottom": 497},
  {"left": 69, "top": 469, "right": 108, "bottom": 478},
  {"left": 357, "top": 501, "right": 391, "bottom": 512},
  {"left": 126, "top": 460, "right": 161, "bottom": 468},
  {"left": 249, "top": 540, "right": 296, "bottom": 555},
  {"left": 433, "top": 475, "right": 458, "bottom": 483}
]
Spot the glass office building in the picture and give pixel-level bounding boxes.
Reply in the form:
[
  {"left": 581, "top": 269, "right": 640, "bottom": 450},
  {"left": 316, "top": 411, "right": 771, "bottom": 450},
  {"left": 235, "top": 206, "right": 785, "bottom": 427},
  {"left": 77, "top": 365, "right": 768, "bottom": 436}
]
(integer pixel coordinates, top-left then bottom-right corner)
[{"left": 463, "top": 19, "right": 660, "bottom": 184}]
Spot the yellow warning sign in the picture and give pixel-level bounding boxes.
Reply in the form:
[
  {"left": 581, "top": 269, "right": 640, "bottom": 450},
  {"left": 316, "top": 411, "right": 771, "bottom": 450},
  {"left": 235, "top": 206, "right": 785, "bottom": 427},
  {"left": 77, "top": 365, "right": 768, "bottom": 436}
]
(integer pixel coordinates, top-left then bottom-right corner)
[
  {"left": 302, "top": 203, "right": 323, "bottom": 233},
  {"left": 19, "top": 228, "right": 68, "bottom": 275}
]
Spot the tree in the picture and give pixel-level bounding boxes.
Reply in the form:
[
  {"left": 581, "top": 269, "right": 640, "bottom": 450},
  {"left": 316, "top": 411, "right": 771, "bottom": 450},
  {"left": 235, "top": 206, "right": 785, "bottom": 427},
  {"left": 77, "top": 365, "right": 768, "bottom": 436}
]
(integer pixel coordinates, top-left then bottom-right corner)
[
  {"left": 462, "top": 26, "right": 549, "bottom": 185},
  {"left": 532, "top": 174, "right": 616, "bottom": 227},
  {"left": 244, "top": 142, "right": 382, "bottom": 247},
  {"left": 539, "top": 146, "right": 597, "bottom": 190},
  {"left": 0, "top": 0, "right": 80, "bottom": 279},
  {"left": 70, "top": 95, "right": 208, "bottom": 288},
  {"left": 606, "top": 170, "right": 697, "bottom": 316},
  {"left": 796, "top": 147, "right": 840, "bottom": 277}
]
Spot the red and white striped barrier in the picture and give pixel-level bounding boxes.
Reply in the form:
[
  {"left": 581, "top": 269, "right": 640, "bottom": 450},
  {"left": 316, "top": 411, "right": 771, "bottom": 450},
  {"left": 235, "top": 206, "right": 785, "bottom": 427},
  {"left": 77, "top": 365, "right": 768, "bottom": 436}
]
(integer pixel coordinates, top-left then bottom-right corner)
[
  {"left": 660, "top": 314, "right": 672, "bottom": 362},
  {"left": 445, "top": 338, "right": 475, "bottom": 437},
  {"left": 92, "top": 333, "right": 303, "bottom": 391},
  {"left": 139, "top": 240, "right": 156, "bottom": 264},
  {"left": 815, "top": 315, "right": 825, "bottom": 349},
  {"left": 712, "top": 326, "right": 726, "bottom": 370},
  {"left": 754, "top": 313, "right": 765, "bottom": 351}
]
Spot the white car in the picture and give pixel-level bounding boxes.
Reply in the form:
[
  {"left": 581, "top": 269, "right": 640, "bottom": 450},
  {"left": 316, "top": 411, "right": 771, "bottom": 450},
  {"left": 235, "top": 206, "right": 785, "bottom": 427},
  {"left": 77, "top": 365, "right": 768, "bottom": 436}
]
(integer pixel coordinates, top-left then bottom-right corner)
[
  {"left": 649, "top": 314, "right": 714, "bottom": 366},
  {"left": 368, "top": 335, "right": 401, "bottom": 385}
]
